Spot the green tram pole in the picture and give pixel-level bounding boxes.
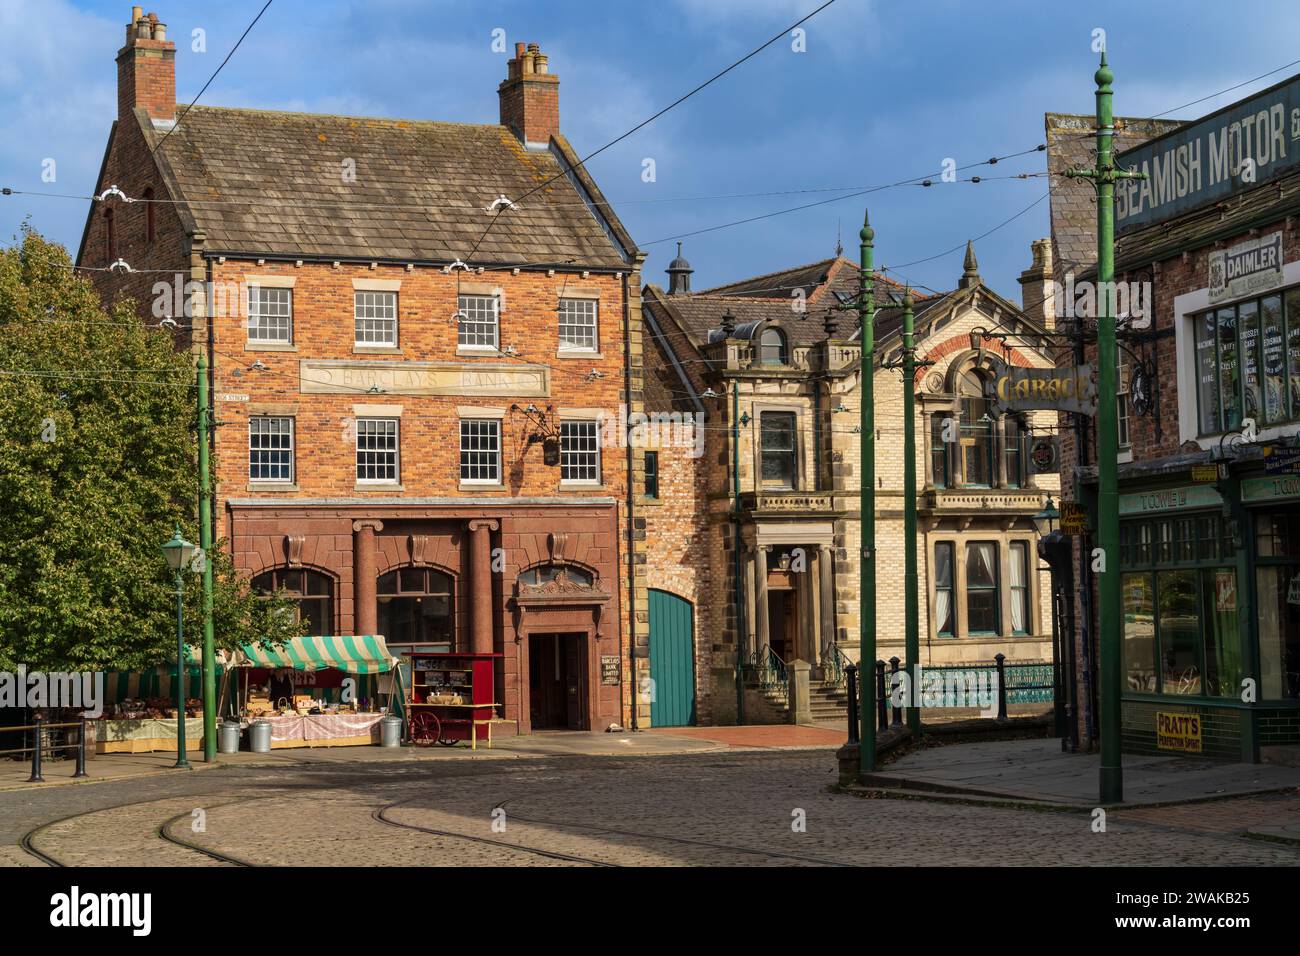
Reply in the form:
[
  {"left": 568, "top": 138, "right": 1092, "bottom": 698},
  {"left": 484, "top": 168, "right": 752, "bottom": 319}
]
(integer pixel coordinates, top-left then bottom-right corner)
[
  {"left": 1066, "top": 51, "right": 1144, "bottom": 803},
  {"left": 858, "top": 211, "right": 877, "bottom": 774},
  {"left": 901, "top": 291, "right": 921, "bottom": 735},
  {"left": 733, "top": 377, "right": 746, "bottom": 725},
  {"left": 197, "top": 352, "right": 217, "bottom": 761}
]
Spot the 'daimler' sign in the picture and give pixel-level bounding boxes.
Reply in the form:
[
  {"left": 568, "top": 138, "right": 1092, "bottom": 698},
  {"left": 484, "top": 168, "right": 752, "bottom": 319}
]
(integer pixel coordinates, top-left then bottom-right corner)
[
  {"left": 990, "top": 364, "right": 1098, "bottom": 417},
  {"left": 1116, "top": 73, "right": 1300, "bottom": 233}
]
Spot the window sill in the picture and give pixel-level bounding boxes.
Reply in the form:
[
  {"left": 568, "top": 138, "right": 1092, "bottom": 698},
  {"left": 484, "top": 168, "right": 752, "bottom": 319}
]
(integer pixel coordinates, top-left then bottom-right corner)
[
  {"left": 456, "top": 347, "right": 500, "bottom": 357},
  {"left": 556, "top": 349, "right": 603, "bottom": 360},
  {"left": 245, "top": 341, "right": 297, "bottom": 352},
  {"left": 459, "top": 482, "right": 505, "bottom": 491},
  {"left": 353, "top": 483, "right": 404, "bottom": 492},
  {"left": 638, "top": 496, "right": 663, "bottom": 507},
  {"left": 559, "top": 482, "right": 605, "bottom": 491},
  {"left": 247, "top": 482, "right": 299, "bottom": 492},
  {"left": 353, "top": 345, "right": 402, "bottom": 355}
]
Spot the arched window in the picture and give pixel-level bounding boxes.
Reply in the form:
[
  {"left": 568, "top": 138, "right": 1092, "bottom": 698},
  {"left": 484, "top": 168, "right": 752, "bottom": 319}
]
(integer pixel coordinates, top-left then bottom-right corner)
[
  {"left": 252, "top": 568, "right": 334, "bottom": 635},
  {"left": 518, "top": 564, "right": 594, "bottom": 588},
  {"left": 955, "top": 367, "right": 994, "bottom": 487},
  {"left": 103, "top": 208, "right": 115, "bottom": 262},
  {"left": 758, "top": 327, "right": 787, "bottom": 365},
  {"left": 142, "top": 187, "right": 155, "bottom": 243},
  {"left": 377, "top": 567, "right": 454, "bottom": 644}
]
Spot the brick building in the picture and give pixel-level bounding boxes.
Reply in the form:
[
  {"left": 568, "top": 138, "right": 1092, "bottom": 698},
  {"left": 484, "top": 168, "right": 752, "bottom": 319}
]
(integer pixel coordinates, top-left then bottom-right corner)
[
  {"left": 640, "top": 241, "right": 1061, "bottom": 725},
  {"left": 79, "top": 7, "right": 644, "bottom": 734},
  {"left": 1046, "top": 74, "right": 1300, "bottom": 761}
]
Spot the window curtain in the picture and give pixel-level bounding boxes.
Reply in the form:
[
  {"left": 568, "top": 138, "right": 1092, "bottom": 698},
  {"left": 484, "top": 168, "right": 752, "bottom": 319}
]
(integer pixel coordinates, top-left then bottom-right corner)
[
  {"left": 1009, "top": 543, "right": 1026, "bottom": 634},
  {"left": 934, "top": 544, "right": 953, "bottom": 635},
  {"left": 971, "top": 542, "right": 997, "bottom": 585}
]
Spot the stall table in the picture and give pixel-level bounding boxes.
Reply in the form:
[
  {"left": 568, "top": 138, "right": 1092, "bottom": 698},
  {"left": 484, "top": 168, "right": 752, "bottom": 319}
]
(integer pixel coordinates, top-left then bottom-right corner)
[
  {"left": 95, "top": 717, "right": 204, "bottom": 754},
  {"left": 251, "top": 712, "right": 386, "bottom": 748}
]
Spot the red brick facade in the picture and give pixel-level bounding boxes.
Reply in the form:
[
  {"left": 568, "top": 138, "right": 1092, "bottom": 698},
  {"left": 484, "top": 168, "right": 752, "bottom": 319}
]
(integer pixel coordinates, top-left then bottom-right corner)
[{"left": 80, "top": 7, "right": 643, "bottom": 735}]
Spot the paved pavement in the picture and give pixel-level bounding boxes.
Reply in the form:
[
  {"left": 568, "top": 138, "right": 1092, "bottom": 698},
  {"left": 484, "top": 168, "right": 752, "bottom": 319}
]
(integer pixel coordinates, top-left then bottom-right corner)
[
  {"left": 3, "top": 745, "right": 1299, "bottom": 866},
  {"left": 861, "top": 738, "right": 1300, "bottom": 806}
]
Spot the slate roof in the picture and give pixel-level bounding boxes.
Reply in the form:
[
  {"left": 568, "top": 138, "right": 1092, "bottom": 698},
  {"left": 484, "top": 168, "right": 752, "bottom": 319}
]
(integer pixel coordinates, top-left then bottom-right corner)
[
  {"left": 1111, "top": 163, "right": 1300, "bottom": 273},
  {"left": 147, "top": 106, "right": 636, "bottom": 268},
  {"left": 1045, "top": 112, "right": 1182, "bottom": 282}
]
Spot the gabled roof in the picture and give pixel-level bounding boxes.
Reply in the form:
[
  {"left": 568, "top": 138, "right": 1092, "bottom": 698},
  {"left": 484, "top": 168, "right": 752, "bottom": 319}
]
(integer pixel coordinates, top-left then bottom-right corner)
[
  {"left": 698, "top": 255, "right": 908, "bottom": 304},
  {"left": 144, "top": 106, "right": 636, "bottom": 268},
  {"left": 1045, "top": 112, "right": 1182, "bottom": 281}
]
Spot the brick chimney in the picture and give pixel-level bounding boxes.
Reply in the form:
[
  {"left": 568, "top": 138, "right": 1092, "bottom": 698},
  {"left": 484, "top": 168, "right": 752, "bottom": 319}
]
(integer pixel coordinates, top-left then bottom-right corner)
[
  {"left": 1018, "top": 238, "right": 1056, "bottom": 331},
  {"left": 116, "top": 7, "right": 175, "bottom": 122},
  {"left": 498, "top": 42, "right": 560, "bottom": 148}
]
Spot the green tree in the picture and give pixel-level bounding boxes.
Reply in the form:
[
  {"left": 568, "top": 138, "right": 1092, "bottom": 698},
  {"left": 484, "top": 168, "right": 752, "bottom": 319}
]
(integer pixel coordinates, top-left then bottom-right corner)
[{"left": 0, "top": 228, "right": 300, "bottom": 671}]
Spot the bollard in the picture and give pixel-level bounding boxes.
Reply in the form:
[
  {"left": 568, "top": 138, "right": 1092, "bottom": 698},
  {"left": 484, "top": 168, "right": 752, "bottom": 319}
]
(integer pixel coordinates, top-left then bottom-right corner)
[
  {"left": 876, "top": 660, "right": 888, "bottom": 731},
  {"left": 889, "top": 657, "right": 903, "bottom": 728},
  {"left": 845, "top": 664, "right": 859, "bottom": 743},
  {"left": 995, "top": 653, "right": 1008, "bottom": 721},
  {"left": 27, "top": 715, "right": 44, "bottom": 783},
  {"left": 73, "top": 718, "right": 88, "bottom": 778}
]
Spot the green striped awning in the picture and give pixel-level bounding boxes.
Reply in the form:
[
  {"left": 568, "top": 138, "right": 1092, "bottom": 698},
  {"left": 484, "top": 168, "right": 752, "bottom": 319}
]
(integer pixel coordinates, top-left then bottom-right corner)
[{"left": 237, "top": 635, "right": 396, "bottom": 674}]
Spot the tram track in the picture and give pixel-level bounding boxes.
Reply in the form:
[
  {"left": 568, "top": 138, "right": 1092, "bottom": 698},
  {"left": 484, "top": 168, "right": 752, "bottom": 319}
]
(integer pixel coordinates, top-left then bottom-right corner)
[
  {"left": 19, "top": 795, "right": 262, "bottom": 868},
  {"left": 493, "top": 799, "right": 857, "bottom": 866},
  {"left": 372, "top": 800, "right": 620, "bottom": 866}
]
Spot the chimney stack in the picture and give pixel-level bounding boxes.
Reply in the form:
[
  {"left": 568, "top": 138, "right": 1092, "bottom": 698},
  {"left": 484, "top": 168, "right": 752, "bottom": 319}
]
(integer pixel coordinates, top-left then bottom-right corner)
[
  {"left": 498, "top": 41, "right": 560, "bottom": 148},
  {"left": 1019, "top": 238, "right": 1056, "bottom": 331},
  {"left": 117, "top": 7, "right": 176, "bottom": 122}
]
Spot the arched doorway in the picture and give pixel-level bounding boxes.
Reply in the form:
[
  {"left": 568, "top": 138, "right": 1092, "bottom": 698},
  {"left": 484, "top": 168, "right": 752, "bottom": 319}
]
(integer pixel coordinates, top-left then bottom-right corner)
[{"left": 648, "top": 589, "right": 695, "bottom": 727}]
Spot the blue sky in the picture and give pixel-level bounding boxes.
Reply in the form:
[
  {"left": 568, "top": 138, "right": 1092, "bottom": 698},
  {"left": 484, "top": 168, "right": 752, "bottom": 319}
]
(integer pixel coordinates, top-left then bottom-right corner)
[{"left": 4, "top": 0, "right": 1300, "bottom": 300}]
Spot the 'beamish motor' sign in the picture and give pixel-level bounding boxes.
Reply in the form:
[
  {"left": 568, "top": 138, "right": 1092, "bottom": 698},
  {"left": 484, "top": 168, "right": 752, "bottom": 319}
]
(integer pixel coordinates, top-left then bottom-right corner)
[{"left": 1115, "top": 72, "right": 1300, "bottom": 233}]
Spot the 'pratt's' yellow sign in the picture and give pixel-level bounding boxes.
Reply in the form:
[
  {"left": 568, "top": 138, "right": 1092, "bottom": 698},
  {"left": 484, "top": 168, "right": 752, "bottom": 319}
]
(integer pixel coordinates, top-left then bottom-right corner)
[{"left": 1156, "top": 711, "right": 1203, "bottom": 753}]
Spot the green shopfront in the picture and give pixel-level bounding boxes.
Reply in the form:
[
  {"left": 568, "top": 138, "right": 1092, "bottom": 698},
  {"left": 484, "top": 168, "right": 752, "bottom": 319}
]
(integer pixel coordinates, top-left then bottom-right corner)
[{"left": 1118, "top": 477, "right": 1300, "bottom": 760}]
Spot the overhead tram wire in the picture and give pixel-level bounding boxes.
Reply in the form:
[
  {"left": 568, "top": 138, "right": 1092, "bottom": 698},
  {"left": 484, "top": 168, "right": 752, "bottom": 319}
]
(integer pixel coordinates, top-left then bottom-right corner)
[
  {"left": 461, "top": 0, "right": 840, "bottom": 262},
  {"left": 148, "top": 0, "right": 275, "bottom": 158}
]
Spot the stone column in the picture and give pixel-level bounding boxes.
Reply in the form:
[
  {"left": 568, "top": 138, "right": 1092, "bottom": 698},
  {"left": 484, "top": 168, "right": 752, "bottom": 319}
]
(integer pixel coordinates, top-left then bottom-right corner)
[
  {"left": 754, "top": 545, "right": 770, "bottom": 656},
  {"left": 352, "top": 520, "right": 384, "bottom": 635},
  {"left": 796, "top": 550, "right": 814, "bottom": 663},
  {"left": 741, "top": 543, "right": 757, "bottom": 659},
  {"left": 819, "top": 545, "right": 836, "bottom": 663},
  {"left": 467, "top": 519, "right": 499, "bottom": 655}
]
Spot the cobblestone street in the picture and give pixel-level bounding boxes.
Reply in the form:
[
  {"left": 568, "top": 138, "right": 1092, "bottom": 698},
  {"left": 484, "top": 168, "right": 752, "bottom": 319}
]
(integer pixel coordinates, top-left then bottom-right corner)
[{"left": 3, "top": 748, "right": 1298, "bottom": 867}]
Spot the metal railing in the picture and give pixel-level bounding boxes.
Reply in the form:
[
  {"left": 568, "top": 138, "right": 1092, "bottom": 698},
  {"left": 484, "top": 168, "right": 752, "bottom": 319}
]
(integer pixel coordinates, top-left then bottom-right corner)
[
  {"left": 822, "top": 642, "right": 852, "bottom": 688},
  {"left": 0, "top": 715, "right": 90, "bottom": 783},
  {"left": 741, "top": 646, "right": 788, "bottom": 695},
  {"left": 845, "top": 656, "right": 1062, "bottom": 740}
]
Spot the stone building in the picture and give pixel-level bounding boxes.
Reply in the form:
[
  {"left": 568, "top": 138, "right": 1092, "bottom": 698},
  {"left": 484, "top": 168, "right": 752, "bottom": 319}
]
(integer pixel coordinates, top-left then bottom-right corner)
[
  {"left": 79, "top": 8, "right": 644, "bottom": 734},
  {"left": 640, "top": 240, "right": 1061, "bottom": 725}
]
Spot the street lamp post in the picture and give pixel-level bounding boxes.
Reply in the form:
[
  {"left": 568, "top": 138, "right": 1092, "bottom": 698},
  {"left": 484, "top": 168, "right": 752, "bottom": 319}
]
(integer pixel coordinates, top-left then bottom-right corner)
[
  {"left": 1066, "top": 51, "right": 1146, "bottom": 804},
  {"left": 161, "top": 524, "right": 197, "bottom": 770},
  {"left": 858, "top": 210, "right": 877, "bottom": 775}
]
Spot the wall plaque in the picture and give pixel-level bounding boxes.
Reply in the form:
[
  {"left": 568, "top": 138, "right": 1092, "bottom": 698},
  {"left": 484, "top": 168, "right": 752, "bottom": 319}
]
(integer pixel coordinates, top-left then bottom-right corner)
[
  {"left": 300, "top": 360, "right": 550, "bottom": 397},
  {"left": 600, "top": 655, "right": 621, "bottom": 686}
]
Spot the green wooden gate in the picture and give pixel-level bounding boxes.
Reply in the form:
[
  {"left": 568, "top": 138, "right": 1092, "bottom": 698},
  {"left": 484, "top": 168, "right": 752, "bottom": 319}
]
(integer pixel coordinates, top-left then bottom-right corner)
[{"left": 648, "top": 589, "right": 695, "bottom": 727}]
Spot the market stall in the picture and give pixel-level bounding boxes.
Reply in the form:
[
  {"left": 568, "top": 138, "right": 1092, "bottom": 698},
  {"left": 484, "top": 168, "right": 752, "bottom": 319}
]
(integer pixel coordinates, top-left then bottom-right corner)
[
  {"left": 232, "top": 635, "right": 398, "bottom": 749},
  {"left": 97, "top": 647, "right": 214, "bottom": 754}
]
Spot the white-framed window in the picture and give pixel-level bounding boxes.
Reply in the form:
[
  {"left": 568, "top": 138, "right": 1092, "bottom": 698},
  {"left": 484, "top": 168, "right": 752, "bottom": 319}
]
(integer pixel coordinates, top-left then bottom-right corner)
[
  {"left": 460, "top": 419, "right": 502, "bottom": 483},
  {"left": 249, "top": 416, "right": 293, "bottom": 482},
  {"left": 355, "top": 290, "right": 397, "bottom": 346},
  {"left": 560, "top": 420, "right": 600, "bottom": 484},
  {"left": 558, "top": 298, "right": 598, "bottom": 351},
  {"left": 247, "top": 286, "right": 292, "bottom": 343},
  {"left": 458, "top": 294, "right": 499, "bottom": 349},
  {"left": 356, "top": 418, "right": 399, "bottom": 483},
  {"left": 1117, "top": 360, "right": 1132, "bottom": 448}
]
